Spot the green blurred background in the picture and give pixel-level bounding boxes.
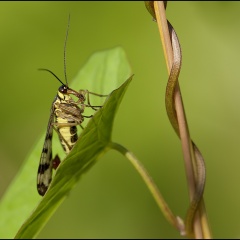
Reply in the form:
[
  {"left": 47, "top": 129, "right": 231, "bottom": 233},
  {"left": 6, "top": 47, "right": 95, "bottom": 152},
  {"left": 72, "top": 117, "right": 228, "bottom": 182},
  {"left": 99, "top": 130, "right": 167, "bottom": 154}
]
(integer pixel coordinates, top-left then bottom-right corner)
[{"left": 0, "top": 1, "right": 239, "bottom": 238}]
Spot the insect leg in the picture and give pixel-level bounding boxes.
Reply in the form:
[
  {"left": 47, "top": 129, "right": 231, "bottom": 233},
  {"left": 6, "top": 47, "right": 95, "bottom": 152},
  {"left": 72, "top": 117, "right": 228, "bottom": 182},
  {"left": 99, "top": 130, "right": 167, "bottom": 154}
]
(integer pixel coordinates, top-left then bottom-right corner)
[{"left": 84, "top": 90, "right": 108, "bottom": 111}]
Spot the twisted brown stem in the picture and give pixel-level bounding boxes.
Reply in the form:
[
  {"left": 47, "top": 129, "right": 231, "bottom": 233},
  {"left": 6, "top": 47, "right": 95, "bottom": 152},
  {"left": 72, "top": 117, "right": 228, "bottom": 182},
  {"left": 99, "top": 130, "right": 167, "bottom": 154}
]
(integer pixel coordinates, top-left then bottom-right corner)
[
  {"left": 166, "top": 20, "right": 206, "bottom": 237},
  {"left": 145, "top": 1, "right": 212, "bottom": 238}
]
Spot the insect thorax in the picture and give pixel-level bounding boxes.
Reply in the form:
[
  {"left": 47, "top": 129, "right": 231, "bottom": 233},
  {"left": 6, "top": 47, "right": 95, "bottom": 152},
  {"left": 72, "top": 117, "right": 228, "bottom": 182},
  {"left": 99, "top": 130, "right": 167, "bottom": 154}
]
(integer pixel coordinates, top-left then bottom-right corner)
[{"left": 53, "top": 88, "right": 83, "bottom": 154}]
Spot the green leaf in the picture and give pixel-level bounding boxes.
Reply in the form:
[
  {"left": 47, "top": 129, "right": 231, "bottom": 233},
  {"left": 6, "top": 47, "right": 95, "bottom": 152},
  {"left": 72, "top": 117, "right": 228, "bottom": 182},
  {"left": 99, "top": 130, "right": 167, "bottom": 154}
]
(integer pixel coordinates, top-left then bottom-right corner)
[{"left": 0, "top": 47, "right": 132, "bottom": 239}]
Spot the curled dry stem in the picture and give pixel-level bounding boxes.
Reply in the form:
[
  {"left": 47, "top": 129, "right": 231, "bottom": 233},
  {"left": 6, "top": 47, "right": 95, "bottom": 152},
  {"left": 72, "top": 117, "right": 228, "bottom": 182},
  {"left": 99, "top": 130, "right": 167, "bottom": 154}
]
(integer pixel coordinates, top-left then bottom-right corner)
[{"left": 145, "top": 1, "right": 212, "bottom": 238}]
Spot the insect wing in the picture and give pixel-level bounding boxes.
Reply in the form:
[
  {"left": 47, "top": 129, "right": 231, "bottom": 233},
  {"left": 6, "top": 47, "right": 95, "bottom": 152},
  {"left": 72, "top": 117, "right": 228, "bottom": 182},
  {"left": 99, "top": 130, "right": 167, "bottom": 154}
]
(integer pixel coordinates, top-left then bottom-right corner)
[{"left": 37, "top": 106, "right": 54, "bottom": 196}]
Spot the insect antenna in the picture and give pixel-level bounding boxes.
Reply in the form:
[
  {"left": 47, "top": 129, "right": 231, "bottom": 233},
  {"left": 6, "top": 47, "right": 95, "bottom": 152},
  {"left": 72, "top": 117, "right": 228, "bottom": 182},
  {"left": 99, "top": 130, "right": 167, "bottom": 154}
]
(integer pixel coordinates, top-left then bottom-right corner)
[
  {"left": 64, "top": 14, "right": 71, "bottom": 87},
  {"left": 38, "top": 68, "right": 66, "bottom": 86},
  {"left": 38, "top": 14, "right": 71, "bottom": 88}
]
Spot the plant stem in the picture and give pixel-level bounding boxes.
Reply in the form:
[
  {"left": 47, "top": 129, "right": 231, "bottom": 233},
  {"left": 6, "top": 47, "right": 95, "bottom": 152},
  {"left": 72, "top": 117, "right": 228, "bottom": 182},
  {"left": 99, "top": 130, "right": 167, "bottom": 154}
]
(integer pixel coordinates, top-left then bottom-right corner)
[
  {"left": 152, "top": 1, "right": 211, "bottom": 238},
  {"left": 109, "top": 141, "right": 185, "bottom": 234}
]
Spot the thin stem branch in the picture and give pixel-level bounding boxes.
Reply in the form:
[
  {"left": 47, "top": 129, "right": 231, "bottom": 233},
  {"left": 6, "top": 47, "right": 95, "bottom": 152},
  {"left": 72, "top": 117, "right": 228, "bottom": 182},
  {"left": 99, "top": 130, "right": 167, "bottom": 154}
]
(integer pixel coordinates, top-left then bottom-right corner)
[{"left": 109, "top": 142, "right": 185, "bottom": 234}]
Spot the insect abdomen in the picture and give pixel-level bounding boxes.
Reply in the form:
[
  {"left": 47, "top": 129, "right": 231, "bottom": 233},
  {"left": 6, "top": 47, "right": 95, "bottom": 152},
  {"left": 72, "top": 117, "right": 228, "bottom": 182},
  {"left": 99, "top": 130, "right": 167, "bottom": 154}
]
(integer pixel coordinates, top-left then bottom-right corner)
[{"left": 57, "top": 117, "right": 78, "bottom": 153}]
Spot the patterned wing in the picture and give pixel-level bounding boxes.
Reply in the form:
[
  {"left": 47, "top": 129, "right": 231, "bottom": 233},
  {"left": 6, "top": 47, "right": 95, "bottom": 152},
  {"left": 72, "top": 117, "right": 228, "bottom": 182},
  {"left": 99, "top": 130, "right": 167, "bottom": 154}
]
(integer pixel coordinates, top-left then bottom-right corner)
[{"left": 37, "top": 106, "right": 54, "bottom": 196}]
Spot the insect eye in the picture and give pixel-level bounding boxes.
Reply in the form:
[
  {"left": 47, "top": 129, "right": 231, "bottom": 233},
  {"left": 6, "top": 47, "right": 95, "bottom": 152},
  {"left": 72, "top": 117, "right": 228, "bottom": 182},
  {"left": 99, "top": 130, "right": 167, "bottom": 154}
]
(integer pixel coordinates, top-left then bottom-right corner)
[{"left": 59, "top": 85, "right": 68, "bottom": 94}]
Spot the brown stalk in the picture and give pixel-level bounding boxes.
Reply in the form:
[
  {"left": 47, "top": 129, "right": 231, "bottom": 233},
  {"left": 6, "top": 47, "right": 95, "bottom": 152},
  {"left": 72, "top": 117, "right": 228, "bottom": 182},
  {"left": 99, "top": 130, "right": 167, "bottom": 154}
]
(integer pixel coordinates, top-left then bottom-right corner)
[{"left": 150, "top": 1, "right": 211, "bottom": 238}]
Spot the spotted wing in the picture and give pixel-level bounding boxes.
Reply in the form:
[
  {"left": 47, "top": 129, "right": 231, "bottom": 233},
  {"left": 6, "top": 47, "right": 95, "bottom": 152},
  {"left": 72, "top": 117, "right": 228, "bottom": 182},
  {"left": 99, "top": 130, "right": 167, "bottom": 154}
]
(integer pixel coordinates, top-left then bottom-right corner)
[{"left": 37, "top": 105, "right": 54, "bottom": 196}]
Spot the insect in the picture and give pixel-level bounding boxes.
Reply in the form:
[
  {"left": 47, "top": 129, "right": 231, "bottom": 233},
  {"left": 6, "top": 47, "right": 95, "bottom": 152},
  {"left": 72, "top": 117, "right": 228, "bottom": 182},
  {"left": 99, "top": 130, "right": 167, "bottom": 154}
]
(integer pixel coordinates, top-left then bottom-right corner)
[{"left": 37, "top": 16, "right": 108, "bottom": 196}]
